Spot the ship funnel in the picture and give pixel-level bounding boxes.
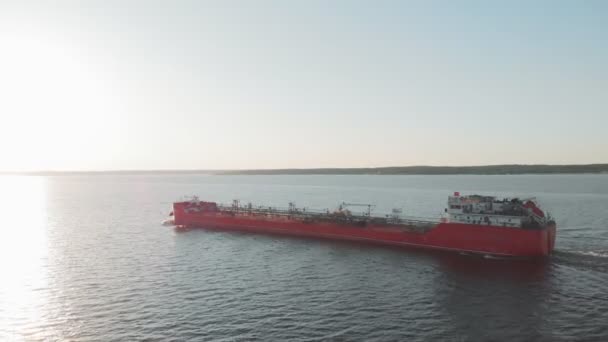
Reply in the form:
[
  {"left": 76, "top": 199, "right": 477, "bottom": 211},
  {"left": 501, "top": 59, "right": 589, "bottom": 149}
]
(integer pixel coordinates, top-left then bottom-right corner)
[{"left": 454, "top": 191, "right": 460, "bottom": 196}]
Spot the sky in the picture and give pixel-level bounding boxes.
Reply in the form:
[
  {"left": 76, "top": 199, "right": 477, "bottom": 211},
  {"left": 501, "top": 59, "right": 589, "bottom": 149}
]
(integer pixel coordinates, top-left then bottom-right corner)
[{"left": 0, "top": 0, "right": 606, "bottom": 171}]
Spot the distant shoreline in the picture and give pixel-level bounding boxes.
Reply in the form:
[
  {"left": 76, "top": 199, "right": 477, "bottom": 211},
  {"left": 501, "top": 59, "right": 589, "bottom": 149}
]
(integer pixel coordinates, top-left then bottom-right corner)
[{"left": 3, "top": 164, "right": 608, "bottom": 176}]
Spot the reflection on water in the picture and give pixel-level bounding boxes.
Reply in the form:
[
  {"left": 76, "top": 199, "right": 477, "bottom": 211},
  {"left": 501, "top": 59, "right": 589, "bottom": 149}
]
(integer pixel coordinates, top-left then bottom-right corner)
[
  {"left": 436, "top": 254, "right": 551, "bottom": 281},
  {"left": 433, "top": 255, "right": 553, "bottom": 340},
  {"left": 0, "top": 176, "right": 50, "bottom": 341}
]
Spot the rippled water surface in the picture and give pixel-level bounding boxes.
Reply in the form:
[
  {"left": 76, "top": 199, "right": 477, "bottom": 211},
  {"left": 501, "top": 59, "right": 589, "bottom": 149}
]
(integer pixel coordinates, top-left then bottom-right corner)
[{"left": 1, "top": 174, "right": 607, "bottom": 341}]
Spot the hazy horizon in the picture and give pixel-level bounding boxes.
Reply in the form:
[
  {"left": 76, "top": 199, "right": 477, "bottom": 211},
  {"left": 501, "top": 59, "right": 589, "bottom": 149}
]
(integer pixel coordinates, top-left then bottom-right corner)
[
  {"left": 1, "top": 163, "right": 607, "bottom": 175},
  {"left": 1, "top": 1, "right": 607, "bottom": 172}
]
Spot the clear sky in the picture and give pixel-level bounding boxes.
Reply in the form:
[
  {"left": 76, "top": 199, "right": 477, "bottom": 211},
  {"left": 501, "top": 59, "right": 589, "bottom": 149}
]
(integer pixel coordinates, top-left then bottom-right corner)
[{"left": 0, "top": 1, "right": 606, "bottom": 171}]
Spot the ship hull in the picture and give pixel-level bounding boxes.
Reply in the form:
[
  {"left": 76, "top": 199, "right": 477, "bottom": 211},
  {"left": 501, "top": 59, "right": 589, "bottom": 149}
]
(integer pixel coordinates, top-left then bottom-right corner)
[{"left": 173, "top": 203, "right": 556, "bottom": 258}]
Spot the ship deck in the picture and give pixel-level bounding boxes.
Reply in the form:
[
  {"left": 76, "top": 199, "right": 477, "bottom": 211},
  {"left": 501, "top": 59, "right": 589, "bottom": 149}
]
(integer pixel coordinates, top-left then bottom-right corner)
[{"left": 210, "top": 203, "right": 440, "bottom": 231}]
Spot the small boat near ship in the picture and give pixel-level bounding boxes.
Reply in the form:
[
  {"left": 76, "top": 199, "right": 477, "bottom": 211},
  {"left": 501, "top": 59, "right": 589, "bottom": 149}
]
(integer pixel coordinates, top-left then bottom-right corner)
[{"left": 167, "top": 192, "right": 556, "bottom": 258}]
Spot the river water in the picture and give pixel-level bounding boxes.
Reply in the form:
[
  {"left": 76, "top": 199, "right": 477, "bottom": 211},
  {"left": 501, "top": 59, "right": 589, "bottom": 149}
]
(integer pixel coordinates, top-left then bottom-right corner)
[{"left": 0, "top": 174, "right": 606, "bottom": 341}]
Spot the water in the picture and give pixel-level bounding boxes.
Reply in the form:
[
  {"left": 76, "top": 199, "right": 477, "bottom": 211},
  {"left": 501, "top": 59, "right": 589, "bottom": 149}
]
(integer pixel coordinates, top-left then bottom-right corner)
[{"left": 1, "top": 174, "right": 607, "bottom": 341}]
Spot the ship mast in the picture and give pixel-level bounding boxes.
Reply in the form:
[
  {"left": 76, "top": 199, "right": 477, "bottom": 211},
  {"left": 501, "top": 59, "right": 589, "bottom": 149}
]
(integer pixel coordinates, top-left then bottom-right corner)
[{"left": 341, "top": 202, "right": 375, "bottom": 217}]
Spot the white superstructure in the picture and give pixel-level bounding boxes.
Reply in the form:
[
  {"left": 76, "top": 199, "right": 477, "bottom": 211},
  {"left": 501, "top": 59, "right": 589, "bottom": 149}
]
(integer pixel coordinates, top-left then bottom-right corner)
[{"left": 446, "top": 192, "right": 546, "bottom": 228}]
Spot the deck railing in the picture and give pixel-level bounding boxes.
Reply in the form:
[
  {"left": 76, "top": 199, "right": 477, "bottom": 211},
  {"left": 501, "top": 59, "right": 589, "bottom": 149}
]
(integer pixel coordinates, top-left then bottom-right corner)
[{"left": 212, "top": 202, "right": 440, "bottom": 226}]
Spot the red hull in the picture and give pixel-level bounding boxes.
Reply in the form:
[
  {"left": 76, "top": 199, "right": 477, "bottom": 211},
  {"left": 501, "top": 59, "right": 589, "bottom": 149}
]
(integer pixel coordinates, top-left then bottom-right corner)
[{"left": 173, "top": 203, "right": 556, "bottom": 258}]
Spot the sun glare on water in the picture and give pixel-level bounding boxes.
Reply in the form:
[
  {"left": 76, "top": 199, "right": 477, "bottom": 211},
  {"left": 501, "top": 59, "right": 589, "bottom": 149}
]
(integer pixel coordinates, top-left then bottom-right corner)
[{"left": 0, "top": 176, "right": 52, "bottom": 340}]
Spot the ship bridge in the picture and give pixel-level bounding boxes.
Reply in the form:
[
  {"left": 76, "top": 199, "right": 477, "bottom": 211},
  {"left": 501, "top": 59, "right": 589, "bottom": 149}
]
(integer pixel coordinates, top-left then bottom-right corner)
[{"left": 446, "top": 192, "right": 545, "bottom": 228}]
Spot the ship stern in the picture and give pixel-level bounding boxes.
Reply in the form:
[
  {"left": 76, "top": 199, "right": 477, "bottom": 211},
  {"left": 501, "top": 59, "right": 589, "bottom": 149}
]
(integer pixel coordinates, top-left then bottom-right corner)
[{"left": 545, "top": 220, "right": 557, "bottom": 256}]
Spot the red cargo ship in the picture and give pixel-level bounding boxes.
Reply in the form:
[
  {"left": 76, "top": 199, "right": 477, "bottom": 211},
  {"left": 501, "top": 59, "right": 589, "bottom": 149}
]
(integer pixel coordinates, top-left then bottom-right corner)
[{"left": 169, "top": 193, "right": 556, "bottom": 258}]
